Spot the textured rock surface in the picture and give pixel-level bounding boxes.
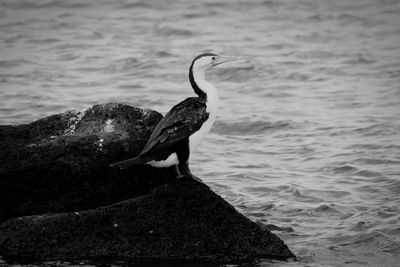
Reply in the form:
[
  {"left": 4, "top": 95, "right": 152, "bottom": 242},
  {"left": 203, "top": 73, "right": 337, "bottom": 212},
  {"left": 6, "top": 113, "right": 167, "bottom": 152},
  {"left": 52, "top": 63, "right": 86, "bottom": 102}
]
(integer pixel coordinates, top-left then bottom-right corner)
[
  {"left": 0, "top": 178, "right": 295, "bottom": 263},
  {"left": 0, "top": 103, "right": 175, "bottom": 223}
]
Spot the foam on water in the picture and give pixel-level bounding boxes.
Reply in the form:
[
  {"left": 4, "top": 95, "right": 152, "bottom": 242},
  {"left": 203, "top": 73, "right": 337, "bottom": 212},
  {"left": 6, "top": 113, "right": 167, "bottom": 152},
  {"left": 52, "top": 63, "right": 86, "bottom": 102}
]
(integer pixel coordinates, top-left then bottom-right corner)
[{"left": 1, "top": 0, "right": 400, "bottom": 266}]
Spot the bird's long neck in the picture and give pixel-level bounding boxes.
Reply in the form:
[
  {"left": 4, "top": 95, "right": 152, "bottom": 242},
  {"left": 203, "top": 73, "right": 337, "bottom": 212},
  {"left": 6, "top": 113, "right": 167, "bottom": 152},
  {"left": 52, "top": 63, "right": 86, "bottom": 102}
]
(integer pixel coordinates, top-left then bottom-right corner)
[{"left": 189, "top": 65, "right": 219, "bottom": 114}]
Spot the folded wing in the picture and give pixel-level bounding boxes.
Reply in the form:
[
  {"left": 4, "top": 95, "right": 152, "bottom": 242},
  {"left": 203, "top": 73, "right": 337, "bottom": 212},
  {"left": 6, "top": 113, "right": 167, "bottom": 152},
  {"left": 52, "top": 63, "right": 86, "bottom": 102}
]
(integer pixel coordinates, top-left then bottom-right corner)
[{"left": 140, "top": 97, "right": 209, "bottom": 157}]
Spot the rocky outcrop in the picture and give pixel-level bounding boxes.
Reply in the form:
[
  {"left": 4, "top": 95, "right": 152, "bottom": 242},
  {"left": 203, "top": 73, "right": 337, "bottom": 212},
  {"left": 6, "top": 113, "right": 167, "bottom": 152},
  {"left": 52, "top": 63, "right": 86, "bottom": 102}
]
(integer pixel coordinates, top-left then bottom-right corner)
[
  {"left": 0, "top": 103, "right": 175, "bottom": 223},
  {"left": 0, "top": 103, "right": 295, "bottom": 264},
  {"left": 0, "top": 178, "right": 295, "bottom": 263}
]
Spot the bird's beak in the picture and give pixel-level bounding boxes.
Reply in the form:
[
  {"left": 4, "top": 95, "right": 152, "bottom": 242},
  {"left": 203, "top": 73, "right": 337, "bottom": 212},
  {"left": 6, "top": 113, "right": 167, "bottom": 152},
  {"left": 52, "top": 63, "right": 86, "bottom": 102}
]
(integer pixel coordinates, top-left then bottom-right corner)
[{"left": 212, "top": 56, "right": 238, "bottom": 67}]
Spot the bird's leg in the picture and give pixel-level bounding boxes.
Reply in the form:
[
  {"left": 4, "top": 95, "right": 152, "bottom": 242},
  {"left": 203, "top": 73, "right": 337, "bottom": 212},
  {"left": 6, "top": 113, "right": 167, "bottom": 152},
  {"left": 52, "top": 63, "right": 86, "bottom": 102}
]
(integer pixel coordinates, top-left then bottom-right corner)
[
  {"left": 174, "top": 164, "right": 184, "bottom": 179},
  {"left": 178, "top": 161, "right": 204, "bottom": 184}
]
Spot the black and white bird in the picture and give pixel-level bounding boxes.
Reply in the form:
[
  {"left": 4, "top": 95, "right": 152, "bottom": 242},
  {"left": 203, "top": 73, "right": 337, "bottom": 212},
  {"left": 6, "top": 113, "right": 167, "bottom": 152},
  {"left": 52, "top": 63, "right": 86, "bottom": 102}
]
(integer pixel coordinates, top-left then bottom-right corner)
[{"left": 111, "top": 53, "right": 235, "bottom": 181}]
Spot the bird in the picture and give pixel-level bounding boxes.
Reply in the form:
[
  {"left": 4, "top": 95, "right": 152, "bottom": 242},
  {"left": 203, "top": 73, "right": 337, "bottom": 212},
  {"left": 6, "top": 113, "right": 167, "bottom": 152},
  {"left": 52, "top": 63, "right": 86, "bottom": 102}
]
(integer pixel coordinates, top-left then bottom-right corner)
[{"left": 110, "top": 53, "right": 236, "bottom": 181}]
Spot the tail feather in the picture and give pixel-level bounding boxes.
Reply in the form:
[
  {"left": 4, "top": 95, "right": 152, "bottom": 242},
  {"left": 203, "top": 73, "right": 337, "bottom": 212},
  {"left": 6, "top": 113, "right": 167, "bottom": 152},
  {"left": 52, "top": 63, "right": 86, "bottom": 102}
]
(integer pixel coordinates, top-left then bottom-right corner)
[{"left": 110, "top": 156, "right": 149, "bottom": 169}]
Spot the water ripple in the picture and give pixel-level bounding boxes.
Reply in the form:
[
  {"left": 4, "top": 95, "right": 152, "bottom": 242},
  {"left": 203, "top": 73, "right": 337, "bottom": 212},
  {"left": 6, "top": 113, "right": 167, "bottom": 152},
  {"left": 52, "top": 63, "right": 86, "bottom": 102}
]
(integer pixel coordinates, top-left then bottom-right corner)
[{"left": 213, "top": 119, "right": 293, "bottom": 135}]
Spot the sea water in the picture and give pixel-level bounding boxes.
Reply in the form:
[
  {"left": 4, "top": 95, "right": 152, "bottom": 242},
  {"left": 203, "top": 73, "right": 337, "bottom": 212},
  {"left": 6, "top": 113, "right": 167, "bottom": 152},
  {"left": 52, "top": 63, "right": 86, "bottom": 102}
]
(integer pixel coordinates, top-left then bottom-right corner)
[{"left": 1, "top": 0, "right": 400, "bottom": 266}]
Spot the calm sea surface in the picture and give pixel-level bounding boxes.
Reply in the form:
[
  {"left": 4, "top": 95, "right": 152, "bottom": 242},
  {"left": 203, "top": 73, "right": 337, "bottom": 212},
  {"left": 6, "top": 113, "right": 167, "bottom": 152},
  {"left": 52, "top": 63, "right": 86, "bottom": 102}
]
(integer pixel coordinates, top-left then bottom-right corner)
[{"left": 1, "top": 0, "right": 400, "bottom": 266}]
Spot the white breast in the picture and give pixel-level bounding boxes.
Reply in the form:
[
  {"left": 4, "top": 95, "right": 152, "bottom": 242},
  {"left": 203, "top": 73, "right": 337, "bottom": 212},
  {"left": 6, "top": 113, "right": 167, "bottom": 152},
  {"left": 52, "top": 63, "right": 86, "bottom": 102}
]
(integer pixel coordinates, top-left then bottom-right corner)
[
  {"left": 189, "top": 90, "right": 219, "bottom": 153},
  {"left": 189, "top": 112, "right": 215, "bottom": 153}
]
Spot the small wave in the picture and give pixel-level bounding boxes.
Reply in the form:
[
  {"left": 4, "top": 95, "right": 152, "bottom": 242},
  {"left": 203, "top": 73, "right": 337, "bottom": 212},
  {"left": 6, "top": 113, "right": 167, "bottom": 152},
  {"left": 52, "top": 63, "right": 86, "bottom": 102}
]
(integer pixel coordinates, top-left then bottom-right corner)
[
  {"left": 349, "top": 221, "right": 370, "bottom": 232},
  {"left": 0, "top": 59, "right": 32, "bottom": 68},
  {"left": 2, "top": 34, "right": 26, "bottom": 43},
  {"left": 295, "top": 32, "right": 339, "bottom": 43},
  {"left": 26, "top": 38, "right": 60, "bottom": 44},
  {"left": 262, "top": 92, "right": 293, "bottom": 98},
  {"left": 332, "top": 101, "right": 370, "bottom": 110},
  {"left": 53, "top": 43, "right": 93, "bottom": 50},
  {"left": 156, "top": 27, "right": 194, "bottom": 37},
  {"left": 331, "top": 123, "right": 399, "bottom": 137},
  {"left": 353, "top": 123, "right": 398, "bottom": 137},
  {"left": 118, "top": 84, "right": 144, "bottom": 90},
  {"left": 261, "top": 204, "right": 275, "bottom": 211},
  {"left": 183, "top": 10, "right": 219, "bottom": 19},
  {"left": 343, "top": 54, "right": 376, "bottom": 65},
  {"left": 244, "top": 186, "right": 278, "bottom": 194},
  {"left": 260, "top": 223, "right": 294, "bottom": 233},
  {"left": 375, "top": 210, "right": 398, "bottom": 219},
  {"left": 75, "top": 31, "right": 104, "bottom": 41},
  {"left": 212, "top": 119, "right": 293, "bottom": 135},
  {"left": 246, "top": 212, "right": 266, "bottom": 218},
  {"left": 119, "top": 1, "right": 152, "bottom": 9},
  {"left": 265, "top": 43, "right": 296, "bottom": 50},
  {"left": 0, "top": 0, "right": 89, "bottom": 10},
  {"left": 307, "top": 14, "right": 334, "bottom": 21},
  {"left": 353, "top": 170, "right": 381, "bottom": 178},
  {"left": 291, "top": 189, "right": 323, "bottom": 203},
  {"left": 232, "top": 163, "right": 271, "bottom": 169},
  {"left": 155, "top": 51, "right": 173, "bottom": 57},
  {"left": 385, "top": 180, "right": 400, "bottom": 194},
  {"left": 104, "top": 57, "right": 157, "bottom": 73},
  {"left": 387, "top": 226, "right": 400, "bottom": 236},
  {"left": 57, "top": 53, "right": 81, "bottom": 61},
  {"left": 341, "top": 231, "right": 400, "bottom": 254},
  {"left": 314, "top": 204, "right": 340, "bottom": 213},
  {"left": 281, "top": 71, "right": 311, "bottom": 81},
  {"left": 339, "top": 13, "right": 382, "bottom": 27},
  {"left": 293, "top": 50, "right": 348, "bottom": 60},
  {"left": 347, "top": 144, "right": 382, "bottom": 150},
  {"left": 15, "top": 1, "right": 90, "bottom": 9},
  {"left": 262, "top": 0, "right": 283, "bottom": 7},
  {"left": 331, "top": 165, "right": 358, "bottom": 174},
  {"left": 351, "top": 157, "right": 400, "bottom": 165},
  {"left": 0, "top": 107, "right": 15, "bottom": 113},
  {"left": 337, "top": 13, "right": 365, "bottom": 24},
  {"left": 204, "top": 2, "right": 228, "bottom": 8}
]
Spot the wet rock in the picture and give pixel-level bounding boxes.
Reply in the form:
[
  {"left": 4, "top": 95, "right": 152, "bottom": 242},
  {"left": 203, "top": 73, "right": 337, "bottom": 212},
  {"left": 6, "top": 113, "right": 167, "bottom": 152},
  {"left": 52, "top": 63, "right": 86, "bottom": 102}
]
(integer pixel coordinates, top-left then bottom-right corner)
[
  {"left": 0, "top": 178, "right": 296, "bottom": 263},
  {"left": 0, "top": 103, "right": 175, "bottom": 223}
]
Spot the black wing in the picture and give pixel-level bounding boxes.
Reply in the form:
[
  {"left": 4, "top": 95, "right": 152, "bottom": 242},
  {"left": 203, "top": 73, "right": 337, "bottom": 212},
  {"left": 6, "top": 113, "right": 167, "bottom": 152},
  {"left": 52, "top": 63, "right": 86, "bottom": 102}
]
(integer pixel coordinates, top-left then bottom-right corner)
[{"left": 140, "top": 97, "right": 209, "bottom": 157}]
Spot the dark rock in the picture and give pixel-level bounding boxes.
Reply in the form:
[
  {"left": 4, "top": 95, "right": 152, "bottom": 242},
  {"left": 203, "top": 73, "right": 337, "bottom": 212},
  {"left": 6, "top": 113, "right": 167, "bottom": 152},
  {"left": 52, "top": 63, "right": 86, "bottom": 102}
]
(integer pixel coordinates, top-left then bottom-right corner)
[
  {"left": 0, "top": 178, "right": 295, "bottom": 263},
  {"left": 0, "top": 103, "right": 175, "bottom": 223},
  {"left": 0, "top": 102, "right": 296, "bottom": 263}
]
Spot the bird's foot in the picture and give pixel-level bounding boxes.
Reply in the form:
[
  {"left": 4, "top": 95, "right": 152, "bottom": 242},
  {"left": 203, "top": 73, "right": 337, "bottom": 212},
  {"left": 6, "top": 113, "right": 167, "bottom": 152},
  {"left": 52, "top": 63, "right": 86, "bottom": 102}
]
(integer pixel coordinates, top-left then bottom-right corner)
[
  {"left": 175, "top": 163, "right": 208, "bottom": 187},
  {"left": 179, "top": 174, "right": 209, "bottom": 188}
]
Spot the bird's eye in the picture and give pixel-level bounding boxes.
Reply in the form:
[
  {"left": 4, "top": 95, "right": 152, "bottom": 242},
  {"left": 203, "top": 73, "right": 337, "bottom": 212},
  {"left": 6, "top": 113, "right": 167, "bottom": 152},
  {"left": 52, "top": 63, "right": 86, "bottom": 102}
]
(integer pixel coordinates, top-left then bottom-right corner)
[{"left": 212, "top": 57, "right": 215, "bottom": 60}]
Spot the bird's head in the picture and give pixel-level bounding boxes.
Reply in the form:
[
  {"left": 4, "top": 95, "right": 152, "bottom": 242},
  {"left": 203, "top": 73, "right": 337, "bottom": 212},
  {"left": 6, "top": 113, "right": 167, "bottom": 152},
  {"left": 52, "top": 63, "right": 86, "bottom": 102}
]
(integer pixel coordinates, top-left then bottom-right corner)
[
  {"left": 189, "top": 52, "right": 238, "bottom": 97},
  {"left": 190, "top": 53, "right": 237, "bottom": 73}
]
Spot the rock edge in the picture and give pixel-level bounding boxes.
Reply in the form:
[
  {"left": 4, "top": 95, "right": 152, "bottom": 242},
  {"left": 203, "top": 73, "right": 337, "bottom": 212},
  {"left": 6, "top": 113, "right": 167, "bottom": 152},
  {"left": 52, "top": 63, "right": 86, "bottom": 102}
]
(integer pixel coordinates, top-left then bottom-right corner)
[{"left": 0, "top": 178, "right": 295, "bottom": 263}]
